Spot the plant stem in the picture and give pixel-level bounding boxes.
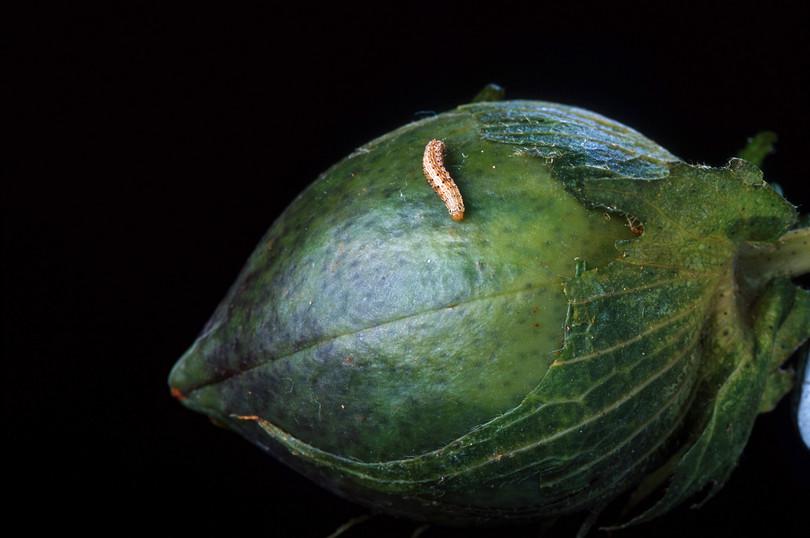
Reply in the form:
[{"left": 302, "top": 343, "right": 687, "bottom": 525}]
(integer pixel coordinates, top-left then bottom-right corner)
[
  {"left": 325, "top": 515, "right": 373, "bottom": 538},
  {"left": 740, "top": 226, "right": 810, "bottom": 287}
]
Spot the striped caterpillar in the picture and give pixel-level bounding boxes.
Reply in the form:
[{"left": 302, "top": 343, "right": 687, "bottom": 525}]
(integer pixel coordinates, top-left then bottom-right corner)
[{"left": 422, "top": 139, "right": 465, "bottom": 221}]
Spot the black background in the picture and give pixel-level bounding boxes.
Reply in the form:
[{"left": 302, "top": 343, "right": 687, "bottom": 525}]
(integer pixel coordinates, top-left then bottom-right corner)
[{"left": 6, "top": 2, "right": 809, "bottom": 536}]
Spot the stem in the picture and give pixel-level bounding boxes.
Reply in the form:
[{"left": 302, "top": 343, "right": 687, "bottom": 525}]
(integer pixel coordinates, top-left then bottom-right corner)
[
  {"left": 739, "top": 226, "right": 810, "bottom": 288},
  {"left": 325, "top": 514, "right": 373, "bottom": 538}
]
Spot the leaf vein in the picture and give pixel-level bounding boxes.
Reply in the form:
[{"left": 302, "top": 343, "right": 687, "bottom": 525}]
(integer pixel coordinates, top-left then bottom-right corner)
[{"left": 555, "top": 298, "right": 705, "bottom": 366}]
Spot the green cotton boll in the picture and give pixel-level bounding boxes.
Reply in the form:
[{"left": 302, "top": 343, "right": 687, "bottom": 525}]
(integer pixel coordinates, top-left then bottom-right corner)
[{"left": 168, "top": 95, "right": 810, "bottom": 529}]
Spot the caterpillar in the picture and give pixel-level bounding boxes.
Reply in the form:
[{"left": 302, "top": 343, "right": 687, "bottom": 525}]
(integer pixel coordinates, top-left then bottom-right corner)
[{"left": 422, "top": 139, "right": 465, "bottom": 221}]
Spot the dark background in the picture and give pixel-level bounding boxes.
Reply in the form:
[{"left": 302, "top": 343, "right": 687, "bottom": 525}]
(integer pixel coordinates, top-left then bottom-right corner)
[{"left": 6, "top": 2, "right": 809, "bottom": 536}]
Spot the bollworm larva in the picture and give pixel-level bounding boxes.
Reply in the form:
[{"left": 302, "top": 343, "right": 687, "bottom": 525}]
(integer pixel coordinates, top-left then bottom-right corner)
[{"left": 422, "top": 139, "right": 465, "bottom": 221}]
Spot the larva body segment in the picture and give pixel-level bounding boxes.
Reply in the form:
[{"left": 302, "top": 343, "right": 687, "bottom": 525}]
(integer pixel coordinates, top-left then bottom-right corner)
[{"left": 422, "top": 139, "right": 465, "bottom": 221}]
